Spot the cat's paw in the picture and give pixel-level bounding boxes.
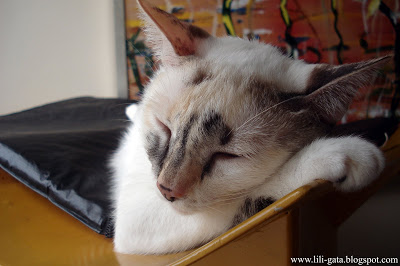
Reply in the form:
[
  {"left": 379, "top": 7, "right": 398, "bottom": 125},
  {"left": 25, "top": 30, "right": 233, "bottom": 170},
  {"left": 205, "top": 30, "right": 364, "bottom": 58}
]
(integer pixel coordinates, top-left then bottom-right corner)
[{"left": 304, "top": 137, "right": 385, "bottom": 192}]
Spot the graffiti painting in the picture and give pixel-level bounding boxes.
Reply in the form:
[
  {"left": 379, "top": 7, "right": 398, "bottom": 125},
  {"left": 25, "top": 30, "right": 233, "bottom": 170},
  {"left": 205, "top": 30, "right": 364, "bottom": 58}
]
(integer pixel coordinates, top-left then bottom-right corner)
[{"left": 124, "top": 0, "right": 399, "bottom": 122}]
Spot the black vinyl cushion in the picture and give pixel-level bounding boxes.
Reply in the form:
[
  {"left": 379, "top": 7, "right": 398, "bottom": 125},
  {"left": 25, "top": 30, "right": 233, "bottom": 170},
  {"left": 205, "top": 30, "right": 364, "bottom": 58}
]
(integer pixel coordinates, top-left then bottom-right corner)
[
  {"left": 0, "top": 97, "right": 136, "bottom": 237},
  {"left": 0, "top": 97, "right": 397, "bottom": 238}
]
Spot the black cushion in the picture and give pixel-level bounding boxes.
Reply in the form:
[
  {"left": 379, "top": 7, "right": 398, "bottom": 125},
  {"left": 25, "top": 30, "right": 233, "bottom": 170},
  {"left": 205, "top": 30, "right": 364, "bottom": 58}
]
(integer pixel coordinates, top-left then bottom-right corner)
[{"left": 0, "top": 97, "right": 136, "bottom": 237}]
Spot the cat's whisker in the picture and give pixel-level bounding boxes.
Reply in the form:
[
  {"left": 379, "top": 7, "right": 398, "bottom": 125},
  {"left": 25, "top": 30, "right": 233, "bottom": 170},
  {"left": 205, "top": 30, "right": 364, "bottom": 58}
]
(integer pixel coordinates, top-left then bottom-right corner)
[
  {"left": 218, "top": 190, "right": 259, "bottom": 201},
  {"left": 114, "top": 103, "right": 136, "bottom": 107},
  {"left": 217, "top": 195, "right": 247, "bottom": 204},
  {"left": 204, "top": 205, "right": 224, "bottom": 214},
  {"left": 210, "top": 193, "right": 250, "bottom": 205},
  {"left": 113, "top": 119, "right": 132, "bottom": 122},
  {"left": 232, "top": 97, "right": 299, "bottom": 134}
]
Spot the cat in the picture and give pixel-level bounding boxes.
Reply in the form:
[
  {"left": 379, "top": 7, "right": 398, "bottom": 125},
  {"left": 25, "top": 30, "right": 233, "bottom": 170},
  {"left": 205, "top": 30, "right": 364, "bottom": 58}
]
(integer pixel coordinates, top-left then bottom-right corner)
[{"left": 110, "top": 0, "right": 389, "bottom": 254}]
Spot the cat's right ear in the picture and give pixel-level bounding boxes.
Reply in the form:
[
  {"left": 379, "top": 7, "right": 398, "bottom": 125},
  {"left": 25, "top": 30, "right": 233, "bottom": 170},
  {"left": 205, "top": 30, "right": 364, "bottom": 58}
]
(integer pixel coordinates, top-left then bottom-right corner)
[
  {"left": 300, "top": 56, "right": 392, "bottom": 125},
  {"left": 137, "top": 0, "right": 211, "bottom": 65}
]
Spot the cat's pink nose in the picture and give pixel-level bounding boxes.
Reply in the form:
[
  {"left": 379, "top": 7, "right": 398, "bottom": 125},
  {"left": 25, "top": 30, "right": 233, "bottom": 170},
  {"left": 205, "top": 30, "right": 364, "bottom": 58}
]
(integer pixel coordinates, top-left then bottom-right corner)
[{"left": 157, "top": 181, "right": 184, "bottom": 202}]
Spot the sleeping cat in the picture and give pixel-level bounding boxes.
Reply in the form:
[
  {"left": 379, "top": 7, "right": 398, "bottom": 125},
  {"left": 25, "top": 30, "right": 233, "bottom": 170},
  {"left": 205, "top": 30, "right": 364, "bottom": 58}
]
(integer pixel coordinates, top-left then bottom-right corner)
[{"left": 110, "top": 0, "right": 389, "bottom": 254}]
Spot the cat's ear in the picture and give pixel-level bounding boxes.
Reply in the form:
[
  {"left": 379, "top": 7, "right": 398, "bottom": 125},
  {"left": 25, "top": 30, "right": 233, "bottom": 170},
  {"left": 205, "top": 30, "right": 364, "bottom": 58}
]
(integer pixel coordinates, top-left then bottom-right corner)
[
  {"left": 137, "top": 0, "right": 211, "bottom": 65},
  {"left": 301, "top": 56, "right": 392, "bottom": 124}
]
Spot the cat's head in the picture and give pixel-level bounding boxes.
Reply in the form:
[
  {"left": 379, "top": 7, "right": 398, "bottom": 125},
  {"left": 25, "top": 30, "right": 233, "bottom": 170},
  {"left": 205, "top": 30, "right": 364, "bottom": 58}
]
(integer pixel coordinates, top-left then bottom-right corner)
[{"left": 135, "top": 0, "right": 390, "bottom": 213}]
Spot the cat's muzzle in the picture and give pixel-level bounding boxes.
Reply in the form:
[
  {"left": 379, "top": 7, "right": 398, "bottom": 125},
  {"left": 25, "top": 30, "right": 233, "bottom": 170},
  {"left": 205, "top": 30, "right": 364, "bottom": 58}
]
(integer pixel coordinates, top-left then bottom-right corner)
[{"left": 157, "top": 181, "right": 178, "bottom": 202}]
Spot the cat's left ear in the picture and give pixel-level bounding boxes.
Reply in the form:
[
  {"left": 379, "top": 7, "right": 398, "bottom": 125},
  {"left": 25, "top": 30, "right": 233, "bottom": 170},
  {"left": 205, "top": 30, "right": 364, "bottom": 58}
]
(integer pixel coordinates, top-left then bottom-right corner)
[
  {"left": 137, "top": 0, "right": 211, "bottom": 65},
  {"left": 301, "top": 56, "right": 392, "bottom": 125}
]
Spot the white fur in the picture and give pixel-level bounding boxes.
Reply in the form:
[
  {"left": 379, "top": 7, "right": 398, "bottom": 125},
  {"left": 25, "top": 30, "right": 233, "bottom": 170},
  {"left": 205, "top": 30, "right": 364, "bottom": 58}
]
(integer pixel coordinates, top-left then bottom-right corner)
[
  {"left": 111, "top": 104, "right": 384, "bottom": 254},
  {"left": 199, "top": 37, "right": 316, "bottom": 93},
  {"left": 125, "top": 104, "right": 138, "bottom": 120}
]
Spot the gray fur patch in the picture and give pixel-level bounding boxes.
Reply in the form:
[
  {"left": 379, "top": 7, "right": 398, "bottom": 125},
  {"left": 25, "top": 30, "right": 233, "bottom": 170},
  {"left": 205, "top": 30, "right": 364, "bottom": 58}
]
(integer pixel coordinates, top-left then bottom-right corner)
[
  {"left": 190, "top": 69, "right": 212, "bottom": 85},
  {"left": 145, "top": 132, "right": 169, "bottom": 176},
  {"left": 201, "top": 111, "right": 232, "bottom": 145},
  {"left": 306, "top": 63, "right": 358, "bottom": 94},
  {"left": 231, "top": 197, "right": 275, "bottom": 228},
  {"left": 170, "top": 114, "right": 197, "bottom": 168}
]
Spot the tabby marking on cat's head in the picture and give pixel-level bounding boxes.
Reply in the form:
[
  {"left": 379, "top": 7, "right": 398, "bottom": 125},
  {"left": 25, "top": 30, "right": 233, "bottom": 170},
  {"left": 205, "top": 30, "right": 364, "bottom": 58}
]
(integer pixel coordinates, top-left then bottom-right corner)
[{"left": 137, "top": 0, "right": 391, "bottom": 213}]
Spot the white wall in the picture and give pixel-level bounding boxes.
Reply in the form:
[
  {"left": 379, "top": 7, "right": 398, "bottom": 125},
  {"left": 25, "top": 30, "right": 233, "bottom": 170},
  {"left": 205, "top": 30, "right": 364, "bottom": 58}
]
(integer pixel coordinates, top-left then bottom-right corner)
[{"left": 0, "top": 0, "right": 127, "bottom": 115}]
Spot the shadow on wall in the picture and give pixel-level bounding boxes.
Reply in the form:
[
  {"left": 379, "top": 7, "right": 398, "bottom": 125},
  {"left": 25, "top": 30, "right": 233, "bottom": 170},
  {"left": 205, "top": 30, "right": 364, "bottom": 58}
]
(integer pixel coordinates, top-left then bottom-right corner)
[{"left": 338, "top": 173, "right": 400, "bottom": 258}]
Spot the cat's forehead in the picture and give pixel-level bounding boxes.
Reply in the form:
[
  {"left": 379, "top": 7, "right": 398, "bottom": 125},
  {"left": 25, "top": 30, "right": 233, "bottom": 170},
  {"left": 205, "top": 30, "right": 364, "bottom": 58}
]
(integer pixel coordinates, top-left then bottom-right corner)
[
  {"left": 199, "top": 37, "right": 315, "bottom": 93},
  {"left": 148, "top": 36, "right": 315, "bottom": 97},
  {"left": 142, "top": 37, "right": 317, "bottom": 130}
]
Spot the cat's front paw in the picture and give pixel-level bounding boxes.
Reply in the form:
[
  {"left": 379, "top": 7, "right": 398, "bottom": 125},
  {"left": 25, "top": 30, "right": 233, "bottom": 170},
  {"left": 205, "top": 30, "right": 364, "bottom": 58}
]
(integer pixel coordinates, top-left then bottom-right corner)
[{"left": 309, "top": 137, "right": 385, "bottom": 192}]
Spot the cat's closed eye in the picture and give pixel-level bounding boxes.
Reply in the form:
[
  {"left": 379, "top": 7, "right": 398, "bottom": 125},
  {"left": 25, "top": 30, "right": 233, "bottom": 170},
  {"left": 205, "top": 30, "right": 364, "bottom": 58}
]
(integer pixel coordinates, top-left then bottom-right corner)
[
  {"left": 156, "top": 117, "right": 171, "bottom": 138},
  {"left": 213, "top": 152, "right": 240, "bottom": 160},
  {"left": 202, "top": 152, "right": 240, "bottom": 179}
]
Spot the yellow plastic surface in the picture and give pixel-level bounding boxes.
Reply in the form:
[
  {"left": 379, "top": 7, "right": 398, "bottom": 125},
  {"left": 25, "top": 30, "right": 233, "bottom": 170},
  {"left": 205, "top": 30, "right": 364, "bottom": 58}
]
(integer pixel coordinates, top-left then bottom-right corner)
[
  {"left": 0, "top": 169, "right": 194, "bottom": 266},
  {"left": 0, "top": 171, "right": 117, "bottom": 266}
]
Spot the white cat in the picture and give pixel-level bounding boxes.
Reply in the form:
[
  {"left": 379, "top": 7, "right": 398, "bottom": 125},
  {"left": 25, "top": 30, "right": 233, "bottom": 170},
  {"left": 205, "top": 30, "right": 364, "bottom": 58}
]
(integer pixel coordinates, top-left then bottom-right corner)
[{"left": 110, "top": 0, "right": 388, "bottom": 254}]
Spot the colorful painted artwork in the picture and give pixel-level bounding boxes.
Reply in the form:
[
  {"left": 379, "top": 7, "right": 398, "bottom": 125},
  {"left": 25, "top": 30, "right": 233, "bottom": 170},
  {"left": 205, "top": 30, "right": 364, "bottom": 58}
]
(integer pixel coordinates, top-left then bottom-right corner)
[{"left": 124, "top": 0, "right": 399, "bottom": 122}]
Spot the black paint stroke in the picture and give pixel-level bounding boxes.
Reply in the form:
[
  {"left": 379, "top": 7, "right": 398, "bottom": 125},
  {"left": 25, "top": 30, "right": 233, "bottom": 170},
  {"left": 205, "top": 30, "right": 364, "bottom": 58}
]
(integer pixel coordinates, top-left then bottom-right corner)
[
  {"left": 378, "top": 2, "right": 400, "bottom": 117},
  {"left": 331, "top": 0, "right": 345, "bottom": 64}
]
